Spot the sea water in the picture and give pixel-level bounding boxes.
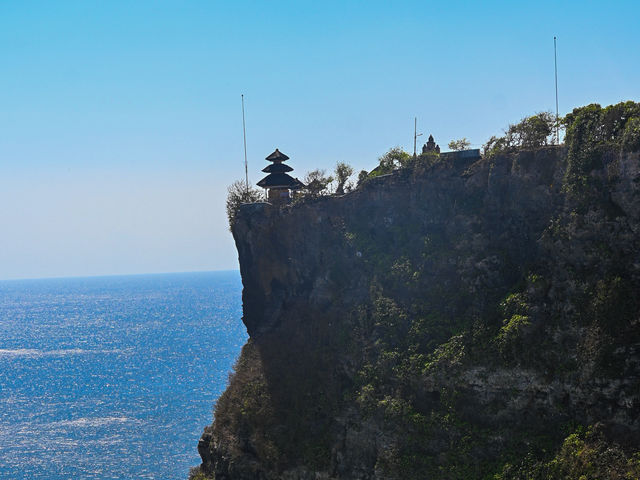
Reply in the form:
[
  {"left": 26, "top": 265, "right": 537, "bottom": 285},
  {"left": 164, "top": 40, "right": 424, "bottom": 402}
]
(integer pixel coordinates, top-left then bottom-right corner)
[{"left": 0, "top": 271, "right": 246, "bottom": 480}]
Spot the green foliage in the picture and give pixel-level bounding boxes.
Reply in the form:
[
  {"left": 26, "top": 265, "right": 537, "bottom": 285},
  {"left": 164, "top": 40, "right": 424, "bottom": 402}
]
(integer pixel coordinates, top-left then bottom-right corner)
[
  {"left": 390, "top": 257, "right": 415, "bottom": 283},
  {"left": 376, "top": 394, "right": 504, "bottom": 480},
  {"left": 356, "top": 169, "right": 369, "bottom": 187},
  {"left": 372, "top": 296, "right": 408, "bottom": 350},
  {"left": 303, "top": 169, "right": 334, "bottom": 196},
  {"left": 212, "top": 342, "right": 279, "bottom": 466},
  {"left": 499, "top": 292, "right": 529, "bottom": 319},
  {"left": 496, "top": 292, "right": 531, "bottom": 352},
  {"left": 484, "top": 112, "right": 555, "bottom": 157},
  {"left": 622, "top": 116, "right": 640, "bottom": 152},
  {"left": 225, "top": 180, "right": 264, "bottom": 230},
  {"left": 448, "top": 137, "right": 471, "bottom": 151},
  {"left": 373, "top": 147, "right": 411, "bottom": 175},
  {"left": 334, "top": 161, "right": 354, "bottom": 194},
  {"left": 411, "top": 151, "right": 441, "bottom": 170},
  {"left": 187, "top": 467, "right": 211, "bottom": 480},
  {"left": 565, "top": 101, "right": 640, "bottom": 150},
  {"left": 356, "top": 383, "right": 377, "bottom": 412},
  {"left": 497, "top": 314, "right": 530, "bottom": 348},
  {"left": 359, "top": 145, "right": 442, "bottom": 184},
  {"left": 563, "top": 101, "right": 640, "bottom": 190},
  {"left": 496, "top": 426, "right": 640, "bottom": 480},
  {"left": 422, "top": 335, "right": 466, "bottom": 373}
]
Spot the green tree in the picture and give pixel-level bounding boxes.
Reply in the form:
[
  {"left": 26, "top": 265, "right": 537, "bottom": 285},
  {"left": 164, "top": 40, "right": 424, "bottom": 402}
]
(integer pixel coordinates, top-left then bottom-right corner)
[
  {"left": 563, "top": 101, "right": 640, "bottom": 189},
  {"left": 448, "top": 138, "right": 470, "bottom": 151},
  {"left": 304, "top": 169, "right": 334, "bottom": 197},
  {"left": 377, "top": 147, "right": 411, "bottom": 173},
  {"left": 508, "top": 112, "right": 555, "bottom": 149},
  {"left": 484, "top": 112, "right": 556, "bottom": 157},
  {"left": 622, "top": 117, "right": 640, "bottom": 152},
  {"left": 357, "top": 169, "right": 369, "bottom": 187},
  {"left": 334, "top": 161, "right": 354, "bottom": 194},
  {"left": 226, "top": 180, "right": 264, "bottom": 230}
]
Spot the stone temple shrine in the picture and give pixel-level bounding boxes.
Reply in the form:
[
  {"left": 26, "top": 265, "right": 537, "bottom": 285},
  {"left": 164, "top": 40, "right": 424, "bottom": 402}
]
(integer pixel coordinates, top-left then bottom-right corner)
[
  {"left": 422, "top": 134, "right": 441, "bottom": 154},
  {"left": 257, "top": 149, "right": 304, "bottom": 204}
]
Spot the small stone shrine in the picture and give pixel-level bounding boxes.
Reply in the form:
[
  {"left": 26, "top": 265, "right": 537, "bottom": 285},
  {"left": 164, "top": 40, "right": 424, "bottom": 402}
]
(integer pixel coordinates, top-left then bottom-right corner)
[
  {"left": 422, "top": 134, "right": 441, "bottom": 154},
  {"left": 257, "top": 149, "right": 304, "bottom": 204}
]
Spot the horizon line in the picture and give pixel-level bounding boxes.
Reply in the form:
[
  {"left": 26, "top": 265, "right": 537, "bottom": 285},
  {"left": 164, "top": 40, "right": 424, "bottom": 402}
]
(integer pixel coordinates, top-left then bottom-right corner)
[{"left": 0, "top": 269, "right": 240, "bottom": 283}]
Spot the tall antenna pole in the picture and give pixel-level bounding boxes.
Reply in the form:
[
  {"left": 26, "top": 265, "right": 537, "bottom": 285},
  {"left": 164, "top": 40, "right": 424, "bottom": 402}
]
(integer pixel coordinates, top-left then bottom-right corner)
[
  {"left": 241, "top": 94, "right": 249, "bottom": 194},
  {"left": 554, "top": 36, "right": 559, "bottom": 144},
  {"left": 413, "top": 117, "right": 422, "bottom": 157},
  {"left": 414, "top": 117, "right": 417, "bottom": 157}
]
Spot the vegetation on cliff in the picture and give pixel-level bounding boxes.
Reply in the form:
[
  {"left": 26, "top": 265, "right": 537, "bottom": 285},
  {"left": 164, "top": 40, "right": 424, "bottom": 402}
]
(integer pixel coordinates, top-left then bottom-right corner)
[
  {"left": 199, "top": 102, "right": 640, "bottom": 480},
  {"left": 496, "top": 425, "right": 640, "bottom": 479},
  {"left": 483, "top": 111, "right": 557, "bottom": 157},
  {"left": 225, "top": 181, "right": 263, "bottom": 229}
]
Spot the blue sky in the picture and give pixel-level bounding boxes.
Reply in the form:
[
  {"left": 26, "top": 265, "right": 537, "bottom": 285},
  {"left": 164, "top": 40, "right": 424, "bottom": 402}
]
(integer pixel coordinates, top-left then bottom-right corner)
[{"left": 1, "top": 1, "right": 639, "bottom": 279}]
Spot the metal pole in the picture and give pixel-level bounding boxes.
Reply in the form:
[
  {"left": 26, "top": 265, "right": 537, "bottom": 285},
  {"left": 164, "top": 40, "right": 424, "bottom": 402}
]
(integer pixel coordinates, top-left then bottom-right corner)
[
  {"left": 241, "top": 94, "right": 249, "bottom": 194},
  {"left": 554, "top": 37, "right": 559, "bottom": 144},
  {"left": 414, "top": 117, "right": 417, "bottom": 157}
]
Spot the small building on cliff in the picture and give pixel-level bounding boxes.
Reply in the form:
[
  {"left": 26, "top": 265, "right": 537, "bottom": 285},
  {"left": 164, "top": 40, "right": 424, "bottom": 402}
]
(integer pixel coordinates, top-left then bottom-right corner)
[
  {"left": 422, "top": 134, "right": 441, "bottom": 154},
  {"left": 257, "top": 149, "right": 304, "bottom": 204},
  {"left": 423, "top": 134, "right": 482, "bottom": 163}
]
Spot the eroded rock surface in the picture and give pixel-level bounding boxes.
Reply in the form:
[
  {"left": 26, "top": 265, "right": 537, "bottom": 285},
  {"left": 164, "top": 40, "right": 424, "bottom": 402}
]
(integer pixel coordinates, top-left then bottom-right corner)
[{"left": 194, "top": 147, "right": 640, "bottom": 479}]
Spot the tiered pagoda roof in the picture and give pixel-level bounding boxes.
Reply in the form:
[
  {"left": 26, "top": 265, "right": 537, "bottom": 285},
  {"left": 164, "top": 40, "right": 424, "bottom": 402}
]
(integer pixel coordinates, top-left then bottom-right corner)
[
  {"left": 262, "top": 163, "right": 293, "bottom": 174},
  {"left": 257, "top": 149, "right": 304, "bottom": 190},
  {"left": 265, "top": 149, "right": 289, "bottom": 162}
]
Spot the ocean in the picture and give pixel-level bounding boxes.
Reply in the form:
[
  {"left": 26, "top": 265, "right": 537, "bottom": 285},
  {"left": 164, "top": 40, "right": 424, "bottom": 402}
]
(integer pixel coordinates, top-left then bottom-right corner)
[{"left": 0, "top": 271, "right": 247, "bottom": 480}]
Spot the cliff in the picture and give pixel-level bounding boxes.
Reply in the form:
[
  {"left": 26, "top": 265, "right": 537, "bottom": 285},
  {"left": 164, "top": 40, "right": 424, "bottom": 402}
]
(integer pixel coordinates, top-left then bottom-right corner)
[{"left": 194, "top": 105, "right": 640, "bottom": 479}]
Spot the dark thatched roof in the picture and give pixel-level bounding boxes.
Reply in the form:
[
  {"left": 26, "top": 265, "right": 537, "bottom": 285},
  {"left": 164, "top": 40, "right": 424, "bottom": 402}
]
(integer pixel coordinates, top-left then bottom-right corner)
[
  {"left": 262, "top": 163, "right": 293, "bottom": 173},
  {"left": 265, "top": 149, "right": 289, "bottom": 162},
  {"left": 257, "top": 172, "right": 301, "bottom": 188},
  {"left": 258, "top": 148, "right": 305, "bottom": 189}
]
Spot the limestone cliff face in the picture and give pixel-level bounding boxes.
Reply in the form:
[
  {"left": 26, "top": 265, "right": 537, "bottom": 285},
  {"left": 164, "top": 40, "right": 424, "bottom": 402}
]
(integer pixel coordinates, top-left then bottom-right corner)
[{"left": 195, "top": 147, "right": 640, "bottom": 480}]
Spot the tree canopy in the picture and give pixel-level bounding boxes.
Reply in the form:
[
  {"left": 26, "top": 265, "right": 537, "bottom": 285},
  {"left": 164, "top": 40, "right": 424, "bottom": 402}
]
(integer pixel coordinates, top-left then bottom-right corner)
[
  {"left": 304, "top": 169, "right": 334, "bottom": 197},
  {"left": 448, "top": 138, "right": 470, "bottom": 151},
  {"left": 375, "top": 147, "right": 411, "bottom": 174},
  {"left": 563, "top": 101, "right": 640, "bottom": 190},
  {"left": 484, "top": 112, "right": 556, "bottom": 157},
  {"left": 226, "top": 180, "right": 263, "bottom": 230},
  {"left": 334, "top": 162, "right": 354, "bottom": 195}
]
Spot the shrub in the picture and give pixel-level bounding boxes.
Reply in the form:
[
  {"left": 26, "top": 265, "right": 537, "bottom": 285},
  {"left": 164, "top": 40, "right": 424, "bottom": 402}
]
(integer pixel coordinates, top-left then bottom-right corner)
[
  {"left": 484, "top": 112, "right": 555, "bottom": 157},
  {"left": 448, "top": 138, "right": 471, "bottom": 151},
  {"left": 563, "top": 101, "right": 640, "bottom": 187},
  {"left": 303, "top": 169, "right": 334, "bottom": 197},
  {"left": 225, "top": 180, "right": 264, "bottom": 229},
  {"left": 187, "top": 467, "right": 211, "bottom": 480},
  {"left": 356, "top": 169, "right": 369, "bottom": 187},
  {"left": 334, "top": 161, "right": 355, "bottom": 194},
  {"left": 497, "top": 314, "right": 531, "bottom": 346},
  {"left": 496, "top": 425, "right": 640, "bottom": 480},
  {"left": 376, "top": 147, "right": 411, "bottom": 173},
  {"left": 621, "top": 116, "right": 640, "bottom": 152}
]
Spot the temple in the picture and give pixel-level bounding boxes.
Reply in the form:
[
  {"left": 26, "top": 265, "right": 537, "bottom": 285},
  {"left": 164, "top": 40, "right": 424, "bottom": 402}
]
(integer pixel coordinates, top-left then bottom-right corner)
[
  {"left": 422, "top": 134, "right": 440, "bottom": 154},
  {"left": 257, "top": 149, "right": 304, "bottom": 204}
]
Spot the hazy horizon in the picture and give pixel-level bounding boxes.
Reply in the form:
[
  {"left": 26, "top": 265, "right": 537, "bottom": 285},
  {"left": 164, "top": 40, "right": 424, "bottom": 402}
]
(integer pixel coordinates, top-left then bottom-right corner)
[{"left": 0, "top": 268, "right": 240, "bottom": 282}]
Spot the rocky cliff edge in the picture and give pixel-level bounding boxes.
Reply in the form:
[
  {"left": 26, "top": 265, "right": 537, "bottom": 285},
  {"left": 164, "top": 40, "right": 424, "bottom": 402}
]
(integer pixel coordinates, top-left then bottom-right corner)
[{"left": 194, "top": 144, "right": 640, "bottom": 479}]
